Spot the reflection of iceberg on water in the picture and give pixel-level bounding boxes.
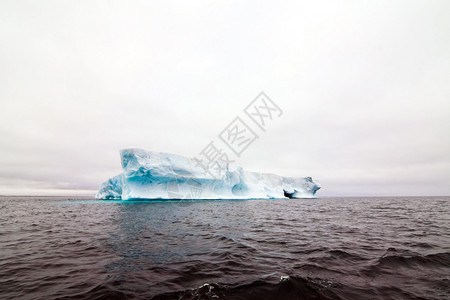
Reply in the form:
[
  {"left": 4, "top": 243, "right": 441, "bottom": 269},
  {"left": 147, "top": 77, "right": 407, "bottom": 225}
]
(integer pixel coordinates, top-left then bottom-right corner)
[{"left": 96, "top": 149, "right": 321, "bottom": 200}]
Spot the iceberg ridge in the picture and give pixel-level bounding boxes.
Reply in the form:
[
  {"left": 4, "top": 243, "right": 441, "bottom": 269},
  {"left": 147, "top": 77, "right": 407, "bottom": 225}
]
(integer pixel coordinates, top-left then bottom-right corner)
[{"left": 96, "top": 149, "right": 320, "bottom": 200}]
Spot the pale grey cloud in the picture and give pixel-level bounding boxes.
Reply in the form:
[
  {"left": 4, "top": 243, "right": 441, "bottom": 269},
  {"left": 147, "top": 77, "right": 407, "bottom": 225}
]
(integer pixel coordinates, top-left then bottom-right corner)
[{"left": 0, "top": 0, "right": 449, "bottom": 196}]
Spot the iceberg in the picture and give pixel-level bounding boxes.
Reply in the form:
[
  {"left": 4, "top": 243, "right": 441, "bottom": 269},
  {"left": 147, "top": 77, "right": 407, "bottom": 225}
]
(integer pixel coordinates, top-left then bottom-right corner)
[{"left": 96, "top": 149, "right": 320, "bottom": 200}]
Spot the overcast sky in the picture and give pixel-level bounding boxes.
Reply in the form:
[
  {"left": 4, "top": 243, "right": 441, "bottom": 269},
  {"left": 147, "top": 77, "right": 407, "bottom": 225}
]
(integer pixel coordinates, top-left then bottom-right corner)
[{"left": 1, "top": 0, "right": 449, "bottom": 197}]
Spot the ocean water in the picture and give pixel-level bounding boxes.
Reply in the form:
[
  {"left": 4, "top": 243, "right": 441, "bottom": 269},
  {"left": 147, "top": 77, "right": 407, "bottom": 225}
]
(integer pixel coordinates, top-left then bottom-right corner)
[{"left": 0, "top": 196, "right": 449, "bottom": 300}]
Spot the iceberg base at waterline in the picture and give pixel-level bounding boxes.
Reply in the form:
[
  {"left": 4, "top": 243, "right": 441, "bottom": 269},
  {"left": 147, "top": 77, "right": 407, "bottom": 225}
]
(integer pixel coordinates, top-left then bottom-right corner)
[{"left": 96, "top": 149, "right": 321, "bottom": 200}]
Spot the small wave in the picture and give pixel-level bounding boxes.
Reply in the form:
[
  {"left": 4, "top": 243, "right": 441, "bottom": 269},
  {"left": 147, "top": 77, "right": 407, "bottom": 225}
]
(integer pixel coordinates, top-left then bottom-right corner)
[
  {"left": 361, "top": 248, "right": 450, "bottom": 278},
  {"left": 327, "top": 249, "right": 368, "bottom": 261},
  {"left": 375, "top": 250, "right": 450, "bottom": 269},
  {"left": 52, "top": 283, "right": 129, "bottom": 300},
  {"left": 151, "top": 276, "right": 342, "bottom": 300}
]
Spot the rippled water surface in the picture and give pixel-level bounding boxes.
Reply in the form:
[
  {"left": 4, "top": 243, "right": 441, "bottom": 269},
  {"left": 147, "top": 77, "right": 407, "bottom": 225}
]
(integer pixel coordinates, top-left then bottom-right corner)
[{"left": 0, "top": 196, "right": 449, "bottom": 299}]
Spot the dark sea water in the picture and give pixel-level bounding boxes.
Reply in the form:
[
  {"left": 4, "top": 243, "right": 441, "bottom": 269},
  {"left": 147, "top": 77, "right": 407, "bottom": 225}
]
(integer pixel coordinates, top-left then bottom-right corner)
[{"left": 0, "top": 196, "right": 449, "bottom": 300}]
